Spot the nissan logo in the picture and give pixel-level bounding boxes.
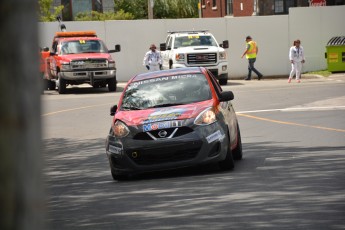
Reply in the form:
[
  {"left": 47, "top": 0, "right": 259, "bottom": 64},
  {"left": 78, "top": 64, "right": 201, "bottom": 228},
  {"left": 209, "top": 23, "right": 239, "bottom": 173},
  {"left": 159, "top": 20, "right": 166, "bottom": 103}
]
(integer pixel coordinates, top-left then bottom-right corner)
[{"left": 158, "top": 130, "right": 168, "bottom": 138}]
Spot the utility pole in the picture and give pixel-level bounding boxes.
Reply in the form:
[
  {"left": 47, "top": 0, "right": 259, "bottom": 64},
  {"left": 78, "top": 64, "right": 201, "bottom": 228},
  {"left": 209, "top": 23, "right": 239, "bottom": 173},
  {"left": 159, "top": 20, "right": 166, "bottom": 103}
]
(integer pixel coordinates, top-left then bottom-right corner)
[
  {"left": 148, "top": 0, "right": 154, "bottom": 19},
  {"left": 0, "top": 0, "right": 44, "bottom": 230}
]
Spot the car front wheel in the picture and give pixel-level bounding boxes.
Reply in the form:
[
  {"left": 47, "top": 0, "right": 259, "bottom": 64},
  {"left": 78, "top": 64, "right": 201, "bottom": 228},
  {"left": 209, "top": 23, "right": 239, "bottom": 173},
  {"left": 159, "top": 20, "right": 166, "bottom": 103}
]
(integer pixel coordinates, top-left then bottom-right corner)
[
  {"left": 219, "top": 133, "right": 235, "bottom": 170},
  {"left": 232, "top": 123, "right": 243, "bottom": 160}
]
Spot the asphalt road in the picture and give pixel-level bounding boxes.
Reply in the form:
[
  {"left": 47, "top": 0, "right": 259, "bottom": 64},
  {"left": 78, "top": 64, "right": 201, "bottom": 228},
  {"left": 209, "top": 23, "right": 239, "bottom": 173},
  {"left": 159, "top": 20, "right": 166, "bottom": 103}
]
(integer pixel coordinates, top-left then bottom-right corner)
[{"left": 42, "top": 74, "right": 345, "bottom": 230}]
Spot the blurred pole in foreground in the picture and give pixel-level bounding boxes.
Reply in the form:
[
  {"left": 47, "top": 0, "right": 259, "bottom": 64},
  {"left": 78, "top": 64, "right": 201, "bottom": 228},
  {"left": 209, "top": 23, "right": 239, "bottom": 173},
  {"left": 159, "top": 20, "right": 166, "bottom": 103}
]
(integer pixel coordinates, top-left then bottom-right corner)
[{"left": 0, "top": 0, "right": 45, "bottom": 230}]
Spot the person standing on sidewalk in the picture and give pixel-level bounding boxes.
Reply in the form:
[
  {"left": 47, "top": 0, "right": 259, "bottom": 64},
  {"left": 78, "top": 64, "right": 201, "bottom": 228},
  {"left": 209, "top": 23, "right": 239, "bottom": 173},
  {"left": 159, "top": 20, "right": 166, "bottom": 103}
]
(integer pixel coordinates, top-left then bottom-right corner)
[
  {"left": 288, "top": 39, "right": 305, "bottom": 83},
  {"left": 241, "top": 36, "right": 263, "bottom": 81},
  {"left": 143, "top": 44, "right": 162, "bottom": 72}
]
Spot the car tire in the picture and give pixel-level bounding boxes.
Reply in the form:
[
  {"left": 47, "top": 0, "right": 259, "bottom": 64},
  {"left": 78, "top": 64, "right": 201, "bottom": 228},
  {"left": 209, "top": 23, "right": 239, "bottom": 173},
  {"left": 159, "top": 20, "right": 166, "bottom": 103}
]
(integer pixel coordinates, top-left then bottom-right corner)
[
  {"left": 219, "top": 78, "right": 228, "bottom": 85},
  {"left": 47, "top": 80, "right": 56, "bottom": 90},
  {"left": 58, "top": 76, "right": 67, "bottom": 94},
  {"left": 232, "top": 123, "right": 243, "bottom": 160},
  {"left": 219, "top": 133, "right": 235, "bottom": 170},
  {"left": 107, "top": 77, "right": 117, "bottom": 92}
]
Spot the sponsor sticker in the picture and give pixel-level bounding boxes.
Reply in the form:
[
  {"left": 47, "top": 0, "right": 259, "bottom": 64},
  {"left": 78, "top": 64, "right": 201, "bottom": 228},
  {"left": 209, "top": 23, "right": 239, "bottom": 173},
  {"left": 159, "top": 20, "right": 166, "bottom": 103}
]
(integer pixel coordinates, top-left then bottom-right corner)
[
  {"left": 143, "top": 120, "right": 183, "bottom": 132},
  {"left": 143, "top": 108, "right": 185, "bottom": 124},
  {"left": 206, "top": 130, "right": 225, "bottom": 143},
  {"left": 109, "top": 145, "right": 123, "bottom": 155}
]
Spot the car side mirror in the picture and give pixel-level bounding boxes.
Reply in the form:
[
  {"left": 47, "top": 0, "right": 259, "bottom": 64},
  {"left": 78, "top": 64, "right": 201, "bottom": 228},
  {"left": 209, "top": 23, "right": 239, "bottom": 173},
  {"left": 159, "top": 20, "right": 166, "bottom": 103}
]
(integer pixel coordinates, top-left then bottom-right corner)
[
  {"left": 109, "top": 45, "right": 121, "bottom": 53},
  {"left": 219, "top": 91, "right": 234, "bottom": 102},
  {"left": 114, "top": 44, "right": 121, "bottom": 52},
  {"left": 160, "top": 43, "right": 166, "bottom": 51},
  {"left": 110, "top": 105, "right": 118, "bottom": 116},
  {"left": 222, "top": 40, "right": 229, "bottom": 49}
]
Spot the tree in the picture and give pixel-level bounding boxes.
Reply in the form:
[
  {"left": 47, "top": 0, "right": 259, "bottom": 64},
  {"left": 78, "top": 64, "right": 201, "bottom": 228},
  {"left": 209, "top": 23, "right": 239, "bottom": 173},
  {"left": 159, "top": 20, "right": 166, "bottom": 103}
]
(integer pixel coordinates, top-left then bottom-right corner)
[
  {"left": 114, "top": 0, "right": 199, "bottom": 19},
  {"left": 75, "top": 10, "right": 134, "bottom": 21},
  {"left": 154, "top": 0, "right": 199, "bottom": 18},
  {"left": 38, "top": 0, "right": 64, "bottom": 22},
  {"left": 114, "top": 0, "right": 148, "bottom": 19}
]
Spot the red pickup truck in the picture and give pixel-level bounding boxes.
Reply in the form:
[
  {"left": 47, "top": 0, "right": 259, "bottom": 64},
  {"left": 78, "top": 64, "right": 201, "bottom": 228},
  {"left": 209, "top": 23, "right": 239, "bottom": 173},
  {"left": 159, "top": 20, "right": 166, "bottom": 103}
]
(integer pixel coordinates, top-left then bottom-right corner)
[{"left": 44, "top": 31, "right": 120, "bottom": 94}]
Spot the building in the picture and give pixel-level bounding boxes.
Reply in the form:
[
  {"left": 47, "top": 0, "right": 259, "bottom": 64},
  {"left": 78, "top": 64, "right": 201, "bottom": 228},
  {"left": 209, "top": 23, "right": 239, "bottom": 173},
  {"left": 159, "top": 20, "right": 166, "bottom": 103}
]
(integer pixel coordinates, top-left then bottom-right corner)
[
  {"left": 52, "top": 0, "right": 115, "bottom": 21},
  {"left": 201, "top": 0, "right": 345, "bottom": 17}
]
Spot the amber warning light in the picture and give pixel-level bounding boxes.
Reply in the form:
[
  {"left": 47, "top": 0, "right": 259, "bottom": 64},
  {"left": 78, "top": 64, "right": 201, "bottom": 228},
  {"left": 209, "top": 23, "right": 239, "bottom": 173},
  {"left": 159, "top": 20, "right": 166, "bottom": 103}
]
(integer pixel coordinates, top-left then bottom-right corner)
[{"left": 55, "top": 31, "right": 97, "bottom": 38}]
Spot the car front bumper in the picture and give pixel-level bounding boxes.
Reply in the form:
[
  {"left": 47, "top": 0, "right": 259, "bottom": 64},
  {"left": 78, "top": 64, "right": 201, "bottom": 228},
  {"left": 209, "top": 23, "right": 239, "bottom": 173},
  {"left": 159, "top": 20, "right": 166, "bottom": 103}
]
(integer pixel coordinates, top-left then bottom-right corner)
[
  {"left": 105, "top": 121, "right": 229, "bottom": 175},
  {"left": 60, "top": 69, "right": 116, "bottom": 81}
]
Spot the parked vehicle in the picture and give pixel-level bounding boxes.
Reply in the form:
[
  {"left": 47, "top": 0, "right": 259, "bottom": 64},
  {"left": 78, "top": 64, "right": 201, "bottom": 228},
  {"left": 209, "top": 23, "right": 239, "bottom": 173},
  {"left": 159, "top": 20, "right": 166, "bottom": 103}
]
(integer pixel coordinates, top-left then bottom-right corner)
[
  {"left": 160, "top": 30, "right": 229, "bottom": 85},
  {"left": 105, "top": 67, "right": 242, "bottom": 180},
  {"left": 44, "top": 30, "right": 121, "bottom": 94}
]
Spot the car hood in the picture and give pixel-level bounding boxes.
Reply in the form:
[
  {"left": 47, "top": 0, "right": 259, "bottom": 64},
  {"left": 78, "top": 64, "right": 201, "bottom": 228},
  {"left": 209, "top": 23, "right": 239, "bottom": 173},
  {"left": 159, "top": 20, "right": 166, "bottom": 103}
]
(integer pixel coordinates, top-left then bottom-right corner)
[
  {"left": 59, "top": 53, "right": 112, "bottom": 61},
  {"left": 115, "top": 100, "right": 214, "bottom": 126}
]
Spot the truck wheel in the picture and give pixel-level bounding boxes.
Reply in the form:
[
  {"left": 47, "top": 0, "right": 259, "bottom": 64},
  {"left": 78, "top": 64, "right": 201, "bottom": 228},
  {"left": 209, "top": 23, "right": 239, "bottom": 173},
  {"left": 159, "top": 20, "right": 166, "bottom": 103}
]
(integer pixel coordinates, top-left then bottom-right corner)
[
  {"left": 58, "top": 77, "right": 67, "bottom": 94},
  {"left": 47, "top": 80, "right": 56, "bottom": 90},
  {"left": 219, "top": 78, "right": 228, "bottom": 85},
  {"left": 107, "top": 77, "right": 117, "bottom": 92}
]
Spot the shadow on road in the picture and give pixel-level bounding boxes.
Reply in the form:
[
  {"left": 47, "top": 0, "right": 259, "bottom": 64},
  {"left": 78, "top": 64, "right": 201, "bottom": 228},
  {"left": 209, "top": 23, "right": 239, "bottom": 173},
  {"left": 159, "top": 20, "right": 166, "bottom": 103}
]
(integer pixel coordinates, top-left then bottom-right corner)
[{"left": 43, "top": 138, "right": 345, "bottom": 230}]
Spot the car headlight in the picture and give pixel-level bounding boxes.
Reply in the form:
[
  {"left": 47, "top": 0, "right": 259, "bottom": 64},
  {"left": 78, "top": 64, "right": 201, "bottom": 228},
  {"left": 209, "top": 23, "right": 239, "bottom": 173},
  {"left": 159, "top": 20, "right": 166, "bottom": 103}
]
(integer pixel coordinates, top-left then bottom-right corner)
[
  {"left": 60, "top": 62, "right": 71, "bottom": 71},
  {"left": 194, "top": 108, "right": 216, "bottom": 125},
  {"left": 175, "top": 53, "right": 185, "bottom": 62},
  {"left": 108, "top": 61, "right": 116, "bottom": 68},
  {"left": 112, "top": 120, "right": 130, "bottom": 138},
  {"left": 219, "top": 51, "right": 227, "bottom": 60}
]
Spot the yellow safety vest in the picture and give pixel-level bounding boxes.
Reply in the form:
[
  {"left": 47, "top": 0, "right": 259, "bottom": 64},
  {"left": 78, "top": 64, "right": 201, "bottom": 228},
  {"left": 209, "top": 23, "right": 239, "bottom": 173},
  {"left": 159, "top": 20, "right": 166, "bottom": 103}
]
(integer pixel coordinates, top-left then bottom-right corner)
[{"left": 246, "top": 41, "right": 257, "bottom": 59}]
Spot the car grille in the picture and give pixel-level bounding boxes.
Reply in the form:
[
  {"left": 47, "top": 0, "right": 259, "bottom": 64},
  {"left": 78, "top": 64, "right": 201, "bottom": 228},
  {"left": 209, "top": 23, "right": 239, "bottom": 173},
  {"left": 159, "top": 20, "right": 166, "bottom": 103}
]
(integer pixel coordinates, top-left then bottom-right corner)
[
  {"left": 133, "top": 127, "right": 193, "bottom": 140},
  {"left": 71, "top": 59, "right": 108, "bottom": 69},
  {"left": 126, "top": 140, "right": 203, "bottom": 165},
  {"left": 187, "top": 53, "right": 217, "bottom": 65}
]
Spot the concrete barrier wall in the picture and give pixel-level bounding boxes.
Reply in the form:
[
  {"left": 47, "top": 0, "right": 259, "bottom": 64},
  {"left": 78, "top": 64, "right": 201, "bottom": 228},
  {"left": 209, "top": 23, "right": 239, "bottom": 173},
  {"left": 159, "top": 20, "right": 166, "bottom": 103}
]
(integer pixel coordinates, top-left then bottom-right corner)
[{"left": 38, "top": 5, "right": 345, "bottom": 82}]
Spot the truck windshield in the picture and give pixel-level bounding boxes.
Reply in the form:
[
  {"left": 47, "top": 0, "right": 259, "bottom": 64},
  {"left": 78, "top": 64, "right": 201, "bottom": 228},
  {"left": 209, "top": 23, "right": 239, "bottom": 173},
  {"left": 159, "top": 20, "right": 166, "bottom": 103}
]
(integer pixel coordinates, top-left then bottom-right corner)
[
  {"left": 174, "top": 35, "right": 217, "bottom": 48},
  {"left": 60, "top": 40, "right": 108, "bottom": 54}
]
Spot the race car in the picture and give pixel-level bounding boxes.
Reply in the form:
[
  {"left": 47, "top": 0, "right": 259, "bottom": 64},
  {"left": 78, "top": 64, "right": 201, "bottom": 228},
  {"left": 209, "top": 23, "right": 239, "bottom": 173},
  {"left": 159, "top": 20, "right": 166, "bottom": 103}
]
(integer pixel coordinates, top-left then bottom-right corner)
[{"left": 105, "top": 67, "right": 242, "bottom": 180}]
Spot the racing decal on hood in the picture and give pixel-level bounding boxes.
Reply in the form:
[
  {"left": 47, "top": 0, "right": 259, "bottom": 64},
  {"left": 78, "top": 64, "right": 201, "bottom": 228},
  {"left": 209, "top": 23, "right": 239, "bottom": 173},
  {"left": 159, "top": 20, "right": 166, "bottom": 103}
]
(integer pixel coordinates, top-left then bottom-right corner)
[
  {"left": 143, "top": 120, "right": 183, "bottom": 132},
  {"left": 143, "top": 108, "right": 185, "bottom": 124},
  {"left": 206, "top": 130, "right": 225, "bottom": 143}
]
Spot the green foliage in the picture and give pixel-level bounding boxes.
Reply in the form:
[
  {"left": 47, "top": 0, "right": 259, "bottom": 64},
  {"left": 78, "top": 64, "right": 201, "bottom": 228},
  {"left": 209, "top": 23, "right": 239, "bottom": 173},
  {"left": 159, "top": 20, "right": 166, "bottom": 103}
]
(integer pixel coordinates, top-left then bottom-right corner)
[
  {"left": 114, "top": 0, "right": 199, "bottom": 19},
  {"left": 74, "top": 10, "right": 134, "bottom": 21},
  {"left": 38, "top": 0, "right": 64, "bottom": 22},
  {"left": 114, "top": 0, "right": 148, "bottom": 19},
  {"left": 154, "top": 0, "right": 199, "bottom": 18}
]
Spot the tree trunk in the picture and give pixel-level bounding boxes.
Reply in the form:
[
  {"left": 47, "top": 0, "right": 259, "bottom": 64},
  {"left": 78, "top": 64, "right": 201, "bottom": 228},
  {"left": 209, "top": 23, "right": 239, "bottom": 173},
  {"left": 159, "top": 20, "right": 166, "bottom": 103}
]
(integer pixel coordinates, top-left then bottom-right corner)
[{"left": 0, "top": 0, "right": 45, "bottom": 230}]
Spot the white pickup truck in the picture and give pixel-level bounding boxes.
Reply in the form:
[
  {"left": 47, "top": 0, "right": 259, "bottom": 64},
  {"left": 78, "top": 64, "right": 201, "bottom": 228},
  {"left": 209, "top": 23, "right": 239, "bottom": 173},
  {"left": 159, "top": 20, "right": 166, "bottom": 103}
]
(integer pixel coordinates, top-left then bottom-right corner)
[{"left": 160, "top": 30, "right": 229, "bottom": 85}]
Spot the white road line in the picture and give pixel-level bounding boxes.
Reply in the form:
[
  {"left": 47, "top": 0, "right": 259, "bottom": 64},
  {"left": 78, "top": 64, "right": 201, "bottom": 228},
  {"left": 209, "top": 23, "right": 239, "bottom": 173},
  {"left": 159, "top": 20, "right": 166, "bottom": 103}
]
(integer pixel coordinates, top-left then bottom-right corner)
[{"left": 237, "top": 106, "right": 345, "bottom": 114}]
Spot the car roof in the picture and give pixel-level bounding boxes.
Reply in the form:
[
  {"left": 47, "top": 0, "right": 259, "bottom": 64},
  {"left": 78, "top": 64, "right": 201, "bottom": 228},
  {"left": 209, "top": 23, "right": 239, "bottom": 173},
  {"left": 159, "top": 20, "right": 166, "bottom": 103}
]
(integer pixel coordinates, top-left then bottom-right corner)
[
  {"left": 132, "top": 67, "right": 205, "bottom": 82},
  {"left": 168, "top": 30, "right": 210, "bottom": 36}
]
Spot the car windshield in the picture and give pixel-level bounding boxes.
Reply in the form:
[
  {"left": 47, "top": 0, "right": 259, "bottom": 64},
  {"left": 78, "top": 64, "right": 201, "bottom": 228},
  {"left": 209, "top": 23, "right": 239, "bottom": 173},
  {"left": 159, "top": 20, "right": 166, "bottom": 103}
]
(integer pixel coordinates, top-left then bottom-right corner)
[
  {"left": 121, "top": 73, "right": 212, "bottom": 110},
  {"left": 60, "top": 40, "right": 108, "bottom": 54},
  {"left": 174, "top": 35, "right": 217, "bottom": 48}
]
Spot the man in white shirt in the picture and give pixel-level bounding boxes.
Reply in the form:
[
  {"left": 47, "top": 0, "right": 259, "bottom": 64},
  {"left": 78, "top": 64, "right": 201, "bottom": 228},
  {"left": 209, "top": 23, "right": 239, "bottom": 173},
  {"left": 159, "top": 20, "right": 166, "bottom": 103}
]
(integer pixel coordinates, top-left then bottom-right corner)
[
  {"left": 288, "top": 39, "right": 305, "bottom": 83},
  {"left": 143, "top": 44, "right": 162, "bottom": 72}
]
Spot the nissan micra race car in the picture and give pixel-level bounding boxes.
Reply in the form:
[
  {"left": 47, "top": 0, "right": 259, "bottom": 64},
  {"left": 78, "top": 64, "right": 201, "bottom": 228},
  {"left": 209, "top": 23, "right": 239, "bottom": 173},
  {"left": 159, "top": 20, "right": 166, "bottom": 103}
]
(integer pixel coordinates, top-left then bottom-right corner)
[{"left": 105, "top": 67, "right": 242, "bottom": 180}]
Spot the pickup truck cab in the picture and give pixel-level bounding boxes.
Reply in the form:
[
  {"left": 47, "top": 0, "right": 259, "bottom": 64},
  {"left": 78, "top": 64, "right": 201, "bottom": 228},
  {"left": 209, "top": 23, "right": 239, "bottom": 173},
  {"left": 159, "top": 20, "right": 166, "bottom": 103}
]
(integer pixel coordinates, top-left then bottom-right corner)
[
  {"left": 44, "top": 31, "right": 120, "bottom": 94},
  {"left": 160, "top": 30, "right": 229, "bottom": 85}
]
